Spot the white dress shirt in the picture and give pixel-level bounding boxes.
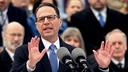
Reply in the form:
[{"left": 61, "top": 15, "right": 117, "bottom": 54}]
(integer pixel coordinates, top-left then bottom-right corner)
[
  {"left": 91, "top": 7, "right": 107, "bottom": 24},
  {"left": 112, "top": 58, "right": 125, "bottom": 68},
  {"left": 41, "top": 37, "right": 60, "bottom": 67},
  {"left": 5, "top": 48, "right": 14, "bottom": 61},
  {"left": 27, "top": 37, "right": 60, "bottom": 71}
]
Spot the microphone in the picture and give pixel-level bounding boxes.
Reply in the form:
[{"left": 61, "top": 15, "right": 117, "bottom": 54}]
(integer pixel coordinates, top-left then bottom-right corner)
[
  {"left": 71, "top": 48, "right": 88, "bottom": 70},
  {"left": 57, "top": 47, "right": 76, "bottom": 71}
]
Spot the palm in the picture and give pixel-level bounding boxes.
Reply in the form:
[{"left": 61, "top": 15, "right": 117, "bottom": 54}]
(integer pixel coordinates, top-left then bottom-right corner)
[
  {"left": 28, "top": 36, "right": 46, "bottom": 66},
  {"left": 93, "top": 41, "right": 115, "bottom": 68}
]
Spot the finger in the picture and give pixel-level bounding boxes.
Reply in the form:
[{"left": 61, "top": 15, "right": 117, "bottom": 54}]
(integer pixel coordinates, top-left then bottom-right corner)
[
  {"left": 100, "top": 41, "right": 105, "bottom": 50},
  {"left": 105, "top": 40, "right": 111, "bottom": 53},
  {"left": 36, "top": 37, "right": 40, "bottom": 47},
  {"left": 40, "top": 49, "right": 47, "bottom": 58},
  {"left": 109, "top": 46, "right": 115, "bottom": 58},
  {"left": 30, "top": 37, "right": 34, "bottom": 47},
  {"left": 104, "top": 40, "right": 108, "bottom": 50},
  {"left": 28, "top": 42, "right": 31, "bottom": 51},
  {"left": 35, "top": 36, "right": 38, "bottom": 39},
  {"left": 32, "top": 36, "right": 38, "bottom": 47},
  {"left": 93, "top": 50, "right": 99, "bottom": 63},
  {"left": 108, "top": 42, "right": 113, "bottom": 53}
]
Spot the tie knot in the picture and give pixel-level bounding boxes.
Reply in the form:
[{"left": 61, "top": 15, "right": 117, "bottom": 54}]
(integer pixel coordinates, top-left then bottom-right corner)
[
  {"left": 98, "top": 13, "right": 103, "bottom": 18},
  {"left": 98, "top": 13, "right": 102, "bottom": 15},
  {"left": 117, "top": 62, "right": 122, "bottom": 68},
  {"left": 49, "top": 44, "right": 56, "bottom": 51},
  {"left": 0, "top": 11, "right": 3, "bottom": 16}
]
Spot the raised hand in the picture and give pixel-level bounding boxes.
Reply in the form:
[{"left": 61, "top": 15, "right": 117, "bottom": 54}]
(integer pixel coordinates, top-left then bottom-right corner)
[
  {"left": 93, "top": 41, "right": 115, "bottom": 68},
  {"left": 28, "top": 36, "right": 47, "bottom": 68}
]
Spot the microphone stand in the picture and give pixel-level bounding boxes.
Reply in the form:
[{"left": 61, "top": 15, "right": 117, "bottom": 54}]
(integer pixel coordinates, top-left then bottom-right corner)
[{"left": 69, "top": 63, "right": 77, "bottom": 72}]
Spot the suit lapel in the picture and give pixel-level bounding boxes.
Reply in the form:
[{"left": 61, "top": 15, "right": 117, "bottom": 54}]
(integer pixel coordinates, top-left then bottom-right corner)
[
  {"left": 36, "top": 37, "right": 73, "bottom": 72},
  {"left": 37, "top": 40, "right": 52, "bottom": 72},
  {"left": 0, "top": 49, "right": 13, "bottom": 71}
]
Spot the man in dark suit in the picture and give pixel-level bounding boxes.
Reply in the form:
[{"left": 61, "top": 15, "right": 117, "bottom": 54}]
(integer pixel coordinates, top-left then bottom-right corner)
[
  {"left": 0, "top": 21, "right": 25, "bottom": 72},
  {"left": 105, "top": 29, "right": 128, "bottom": 72},
  {"left": 0, "top": 0, "right": 32, "bottom": 46},
  {"left": 71, "top": 0, "right": 126, "bottom": 56},
  {"left": 11, "top": 3, "right": 115, "bottom": 72}
]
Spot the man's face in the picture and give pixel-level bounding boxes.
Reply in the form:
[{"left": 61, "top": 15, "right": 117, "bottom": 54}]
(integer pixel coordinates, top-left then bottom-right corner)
[
  {"left": 108, "top": 32, "right": 127, "bottom": 60},
  {"left": 11, "top": 0, "right": 30, "bottom": 9},
  {"left": 3, "top": 25, "right": 24, "bottom": 51},
  {"left": 0, "top": 0, "right": 10, "bottom": 11},
  {"left": 66, "top": 0, "right": 84, "bottom": 17},
  {"left": 36, "top": 6, "right": 61, "bottom": 39},
  {"left": 88, "top": 0, "right": 107, "bottom": 11}
]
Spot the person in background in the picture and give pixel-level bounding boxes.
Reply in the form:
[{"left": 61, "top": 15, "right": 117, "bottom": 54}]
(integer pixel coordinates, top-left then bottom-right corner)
[
  {"left": 88, "top": 29, "right": 128, "bottom": 72},
  {"left": 107, "top": 0, "right": 128, "bottom": 14},
  {"left": 59, "top": 0, "right": 84, "bottom": 34},
  {"left": 105, "top": 29, "right": 128, "bottom": 72},
  {"left": 0, "top": 21, "right": 25, "bottom": 72},
  {"left": 71, "top": 0, "right": 126, "bottom": 56},
  {"left": 11, "top": 0, "right": 33, "bottom": 16},
  {"left": 61, "top": 27, "right": 85, "bottom": 49},
  {"left": 61, "top": 27, "right": 87, "bottom": 71},
  {"left": 0, "top": 0, "right": 32, "bottom": 46}
]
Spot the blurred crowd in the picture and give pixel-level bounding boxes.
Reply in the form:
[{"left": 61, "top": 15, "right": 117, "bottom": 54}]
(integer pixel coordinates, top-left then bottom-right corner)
[{"left": 0, "top": 0, "right": 128, "bottom": 72}]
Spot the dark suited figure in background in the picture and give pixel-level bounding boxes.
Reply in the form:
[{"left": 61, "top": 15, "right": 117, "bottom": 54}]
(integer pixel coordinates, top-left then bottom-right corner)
[
  {"left": 71, "top": 0, "right": 126, "bottom": 56},
  {"left": 0, "top": 0, "right": 32, "bottom": 46},
  {"left": 0, "top": 21, "right": 25, "bottom": 72},
  {"left": 11, "top": 3, "right": 115, "bottom": 72},
  {"left": 105, "top": 29, "right": 128, "bottom": 72}
]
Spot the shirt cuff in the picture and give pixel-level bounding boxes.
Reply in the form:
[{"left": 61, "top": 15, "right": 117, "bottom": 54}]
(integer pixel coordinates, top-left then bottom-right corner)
[{"left": 26, "top": 61, "right": 36, "bottom": 72}]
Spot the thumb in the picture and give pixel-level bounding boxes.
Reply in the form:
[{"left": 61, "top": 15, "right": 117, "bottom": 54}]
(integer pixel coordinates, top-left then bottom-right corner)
[{"left": 40, "top": 48, "right": 47, "bottom": 58}]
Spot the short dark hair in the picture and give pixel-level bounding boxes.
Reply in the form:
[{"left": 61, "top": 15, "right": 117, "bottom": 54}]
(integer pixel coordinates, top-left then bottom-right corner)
[{"left": 35, "top": 2, "right": 60, "bottom": 18}]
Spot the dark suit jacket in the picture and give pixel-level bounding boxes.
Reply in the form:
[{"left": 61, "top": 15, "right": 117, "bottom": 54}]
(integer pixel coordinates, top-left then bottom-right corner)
[
  {"left": 71, "top": 7, "right": 126, "bottom": 56},
  {"left": 0, "top": 49, "right": 13, "bottom": 72},
  {"left": 11, "top": 37, "right": 75, "bottom": 72},
  {"left": 109, "top": 57, "right": 128, "bottom": 72},
  {"left": 0, "top": 4, "right": 32, "bottom": 46}
]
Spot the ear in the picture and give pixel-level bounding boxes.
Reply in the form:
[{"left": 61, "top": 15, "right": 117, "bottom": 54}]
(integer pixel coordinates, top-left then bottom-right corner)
[
  {"left": 35, "top": 22, "right": 39, "bottom": 31},
  {"left": 125, "top": 45, "right": 127, "bottom": 51},
  {"left": 59, "top": 19, "right": 62, "bottom": 27}
]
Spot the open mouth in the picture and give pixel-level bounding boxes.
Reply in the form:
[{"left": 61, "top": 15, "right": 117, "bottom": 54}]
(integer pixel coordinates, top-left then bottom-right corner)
[{"left": 43, "top": 27, "right": 53, "bottom": 32}]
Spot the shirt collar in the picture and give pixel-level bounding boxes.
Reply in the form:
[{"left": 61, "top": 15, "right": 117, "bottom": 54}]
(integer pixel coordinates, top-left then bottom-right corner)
[
  {"left": 1, "top": 8, "right": 8, "bottom": 16},
  {"left": 41, "top": 37, "right": 60, "bottom": 50},
  {"left": 5, "top": 48, "right": 14, "bottom": 61},
  {"left": 112, "top": 57, "right": 125, "bottom": 67},
  {"left": 91, "top": 7, "right": 107, "bottom": 22}
]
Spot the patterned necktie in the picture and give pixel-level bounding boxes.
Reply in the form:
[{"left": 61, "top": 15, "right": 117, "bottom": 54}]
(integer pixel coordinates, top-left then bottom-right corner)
[
  {"left": 98, "top": 13, "right": 105, "bottom": 27},
  {"left": 117, "top": 62, "right": 122, "bottom": 69},
  {"left": 49, "top": 44, "right": 58, "bottom": 72}
]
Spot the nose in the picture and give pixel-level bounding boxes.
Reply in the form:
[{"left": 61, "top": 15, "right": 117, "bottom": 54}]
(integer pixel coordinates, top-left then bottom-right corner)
[
  {"left": 115, "top": 43, "right": 120, "bottom": 49},
  {"left": 74, "top": 7, "right": 79, "bottom": 12},
  {"left": 14, "top": 36, "right": 20, "bottom": 41},
  {"left": 69, "top": 40, "right": 76, "bottom": 46},
  {"left": 44, "top": 18, "right": 49, "bottom": 22},
  {"left": 43, "top": 18, "right": 49, "bottom": 24}
]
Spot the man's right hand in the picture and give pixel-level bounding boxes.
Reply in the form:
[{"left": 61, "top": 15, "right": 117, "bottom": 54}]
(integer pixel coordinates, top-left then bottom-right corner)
[{"left": 28, "top": 36, "right": 47, "bottom": 69}]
